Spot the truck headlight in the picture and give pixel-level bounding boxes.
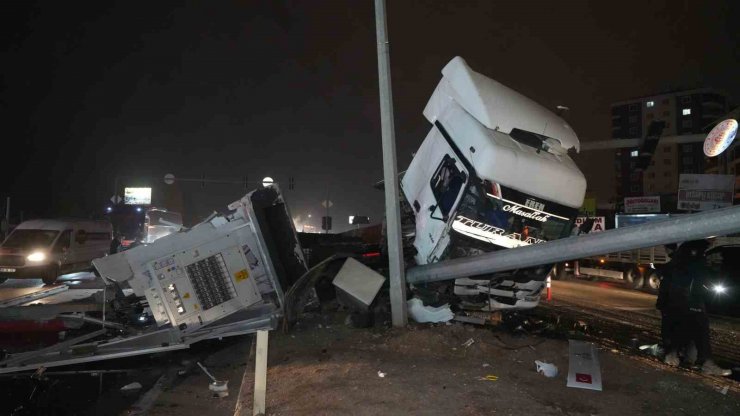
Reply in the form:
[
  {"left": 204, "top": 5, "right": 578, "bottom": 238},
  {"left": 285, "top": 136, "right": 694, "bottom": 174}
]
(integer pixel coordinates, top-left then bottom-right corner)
[
  {"left": 712, "top": 284, "right": 726, "bottom": 294},
  {"left": 27, "top": 252, "right": 47, "bottom": 262}
]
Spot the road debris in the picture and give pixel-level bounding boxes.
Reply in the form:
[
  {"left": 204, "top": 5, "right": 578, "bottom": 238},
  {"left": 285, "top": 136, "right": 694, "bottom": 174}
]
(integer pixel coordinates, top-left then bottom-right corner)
[
  {"left": 377, "top": 371, "right": 386, "bottom": 378},
  {"left": 462, "top": 338, "right": 475, "bottom": 348},
  {"left": 120, "top": 381, "right": 143, "bottom": 393},
  {"left": 478, "top": 375, "right": 498, "bottom": 381},
  {"left": 567, "top": 340, "right": 603, "bottom": 391},
  {"left": 407, "top": 298, "right": 454, "bottom": 323},
  {"left": 534, "top": 361, "right": 558, "bottom": 378}
]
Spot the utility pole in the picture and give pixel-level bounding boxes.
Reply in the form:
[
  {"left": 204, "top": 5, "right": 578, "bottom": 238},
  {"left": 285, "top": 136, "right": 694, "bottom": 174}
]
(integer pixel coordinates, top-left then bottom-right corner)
[{"left": 374, "top": 0, "right": 407, "bottom": 327}]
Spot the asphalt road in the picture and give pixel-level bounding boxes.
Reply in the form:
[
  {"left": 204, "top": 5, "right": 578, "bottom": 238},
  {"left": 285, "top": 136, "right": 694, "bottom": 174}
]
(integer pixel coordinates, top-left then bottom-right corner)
[
  {"left": 551, "top": 278, "right": 660, "bottom": 315},
  {"left": 545, "top": 277, "right": 740, "bottom": 365}
]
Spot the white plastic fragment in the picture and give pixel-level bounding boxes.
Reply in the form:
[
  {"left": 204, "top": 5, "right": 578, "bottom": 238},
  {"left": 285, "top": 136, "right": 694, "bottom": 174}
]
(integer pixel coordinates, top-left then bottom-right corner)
[
  {"left": 120, "top": 381, "right": 143, "bottom": 392},
  {"left": 377, "top": 371, "right": 386, "bottom": 378},
  {"left": 462, "top": 338, "right": 475, "bottom": 348},
  {"left": 407, "top": 298, "right": 454, "bottom": 323},
  {"left": 535, "top": 360, "right": 559, "bottom": 378}
]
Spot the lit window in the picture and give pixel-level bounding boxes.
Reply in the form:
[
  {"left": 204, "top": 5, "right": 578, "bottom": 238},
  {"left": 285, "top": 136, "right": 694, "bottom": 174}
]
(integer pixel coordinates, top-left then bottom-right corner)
[
  {"left": 682, "top": 108, "right": 691, "bottom": 115},
  {"left": 647, "top": 101, "right": 655, "bottom": 108},
  {"left": 630, "top": 150, "right": 639, "bottom": 157}
]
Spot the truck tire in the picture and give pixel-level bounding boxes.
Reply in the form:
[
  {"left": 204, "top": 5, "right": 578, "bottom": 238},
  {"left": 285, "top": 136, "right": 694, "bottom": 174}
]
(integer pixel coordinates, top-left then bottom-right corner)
[
  {"left": 625, "top": 267, "right": 644, "bottom": 290},
  {"left": 43, "top": 266, "right": 59, "bottom": 285},
  {"left": 645, "top": 271, "right": 661, "bottom": 293}
]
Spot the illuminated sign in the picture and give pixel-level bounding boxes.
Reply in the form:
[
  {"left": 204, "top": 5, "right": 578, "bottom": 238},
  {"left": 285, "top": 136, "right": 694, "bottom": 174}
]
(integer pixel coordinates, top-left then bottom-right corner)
[
  {"left": 574, "top": 216, "right": 605, "bottom": 232},
  {"left": 452, "top": 215, "right": 545, "bottom": 248},
  {"left": 703, "top": 119, "right": 738, "bottom": 157},
  {"left": 624, "top": 196, "right": 660, "bottom": 214},
  {"left": 124, "top": 187, "right": 152, "bottom": 205},
  {"left": 678, "top": 174, "right": 734, "bottom": 211}
]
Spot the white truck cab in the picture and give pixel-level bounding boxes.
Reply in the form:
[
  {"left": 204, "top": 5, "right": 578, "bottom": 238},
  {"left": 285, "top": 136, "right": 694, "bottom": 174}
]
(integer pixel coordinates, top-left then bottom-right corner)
[
  {"left": 0, "top": 219, "right": 112, "bottom": 284},
  {"left": 401, "top": 57, "right": 587, "bottom": 310}
]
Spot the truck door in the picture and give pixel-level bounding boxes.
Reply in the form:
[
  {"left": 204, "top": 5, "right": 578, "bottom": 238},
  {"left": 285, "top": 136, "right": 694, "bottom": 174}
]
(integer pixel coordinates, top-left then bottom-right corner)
[{"left": 402, "top": 126, "right": 468, "bottom": 264}]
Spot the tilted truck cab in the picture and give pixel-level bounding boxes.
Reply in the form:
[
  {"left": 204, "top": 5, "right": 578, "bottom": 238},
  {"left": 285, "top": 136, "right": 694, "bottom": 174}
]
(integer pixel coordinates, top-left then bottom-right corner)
[{"left": 401, "top": 57, "right": 587, "bottom": 310}]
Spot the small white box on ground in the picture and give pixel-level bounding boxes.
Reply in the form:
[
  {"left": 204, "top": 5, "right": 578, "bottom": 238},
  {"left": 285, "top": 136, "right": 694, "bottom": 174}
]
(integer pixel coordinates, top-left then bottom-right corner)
[{"left": 332, "top": 257, "right": 386, "bottom": 308}]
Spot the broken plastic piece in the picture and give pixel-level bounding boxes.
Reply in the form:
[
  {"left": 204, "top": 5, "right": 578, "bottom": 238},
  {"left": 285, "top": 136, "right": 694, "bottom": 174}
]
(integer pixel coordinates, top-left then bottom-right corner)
[
  {"left": 535, "top": 360, "right": 558, "bottom": 378},
  {"left": 377, "top": 371, "right": 386, "bottom": 378},
  {"left": 407, "top": 298, "right": 454, "bottom": 323}
]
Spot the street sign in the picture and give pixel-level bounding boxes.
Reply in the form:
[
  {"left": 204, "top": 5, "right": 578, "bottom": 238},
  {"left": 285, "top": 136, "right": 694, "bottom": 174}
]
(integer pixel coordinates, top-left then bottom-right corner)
[
  {"left": 322, "top": 200, "right": 333, "bottom": 209},
  {"left": 321, "top": 216, "right": 332, "bottom": 231},
  {"left": 110, "top": 195, "right": 122, "bottom": 204},
  {"left": 164, "top": 173, "right": 176, "bottom": 185},
  {"left": 262, "top": 177, "right": 274, "bottom": 187},
  {"left": 678, "top": 174, "right": 734, "bottom": 211}
]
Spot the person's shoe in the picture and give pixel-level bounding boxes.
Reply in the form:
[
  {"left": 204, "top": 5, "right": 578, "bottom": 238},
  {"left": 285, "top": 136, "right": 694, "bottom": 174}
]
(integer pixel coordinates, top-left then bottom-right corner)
[
  {"left": 701, "top": 360, "right": 732, "bottom": 377},
  {"left": 664, "top": 351, "right": 680, "bottom": 366}
]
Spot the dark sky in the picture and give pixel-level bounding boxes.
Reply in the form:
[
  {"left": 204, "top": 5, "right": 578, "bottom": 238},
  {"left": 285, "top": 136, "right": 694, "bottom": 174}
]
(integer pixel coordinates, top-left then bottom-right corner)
[{"left": 2, "top": 1, "right": 738, "bottom": 231}]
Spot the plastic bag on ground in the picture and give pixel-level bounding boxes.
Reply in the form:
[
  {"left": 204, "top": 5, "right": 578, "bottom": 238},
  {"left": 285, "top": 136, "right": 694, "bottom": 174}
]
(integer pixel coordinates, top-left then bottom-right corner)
[{"left": 407, "top": 298, "right": 454, "bottom": 323}]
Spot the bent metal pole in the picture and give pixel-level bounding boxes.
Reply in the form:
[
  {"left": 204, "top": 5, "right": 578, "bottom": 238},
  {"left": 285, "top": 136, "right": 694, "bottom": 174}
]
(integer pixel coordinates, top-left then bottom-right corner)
[{"left": 406, "top": 205, "right": 740, "bottom": 285}]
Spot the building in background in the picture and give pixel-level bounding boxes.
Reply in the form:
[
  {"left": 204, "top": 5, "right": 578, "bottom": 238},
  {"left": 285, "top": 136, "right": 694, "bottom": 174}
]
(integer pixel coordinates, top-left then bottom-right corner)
[{"left": 612, "top": 88, "right": 729, "bottom": 205}]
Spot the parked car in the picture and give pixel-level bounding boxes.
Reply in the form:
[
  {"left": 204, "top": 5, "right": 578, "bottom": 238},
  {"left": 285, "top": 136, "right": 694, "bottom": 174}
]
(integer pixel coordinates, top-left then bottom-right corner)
[{"left": 0, "top": 219, "right": 112, "bottom": 285}]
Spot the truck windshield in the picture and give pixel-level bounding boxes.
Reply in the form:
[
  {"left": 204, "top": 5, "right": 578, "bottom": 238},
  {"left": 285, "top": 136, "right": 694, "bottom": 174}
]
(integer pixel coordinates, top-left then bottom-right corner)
[
  {"left": 2, "top": 230, "right": 60, "bottom": 250},
  {"left": 453, "top": 181, "right": 576, "bottom": 248}
]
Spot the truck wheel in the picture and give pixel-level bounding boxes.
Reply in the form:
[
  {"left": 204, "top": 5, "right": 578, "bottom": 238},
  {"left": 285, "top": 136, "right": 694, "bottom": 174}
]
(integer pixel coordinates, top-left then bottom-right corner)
[
  {"left": 42, "top": 267, "right": 59, "bottom": 285},
  {"left": 625, "top": 267, "right": 644, "bottom": 290},
  {"left": 645, "top": 271, "right": 661, "bottom": 293}
]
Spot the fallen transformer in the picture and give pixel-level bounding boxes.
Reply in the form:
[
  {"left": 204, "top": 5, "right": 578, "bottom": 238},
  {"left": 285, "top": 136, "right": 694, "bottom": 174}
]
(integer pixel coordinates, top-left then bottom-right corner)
[{"left": 0, "top": 186, "right": 308, "bottom": 373}]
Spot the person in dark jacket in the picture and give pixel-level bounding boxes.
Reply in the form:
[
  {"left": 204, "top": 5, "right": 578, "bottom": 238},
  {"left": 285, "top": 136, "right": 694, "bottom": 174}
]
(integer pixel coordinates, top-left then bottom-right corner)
[
  {"left": 656, "top": 240, "right": 731, "bottom": 376},
  {"left": 109, "top": 233, "right": 122, "bottom": 255}
]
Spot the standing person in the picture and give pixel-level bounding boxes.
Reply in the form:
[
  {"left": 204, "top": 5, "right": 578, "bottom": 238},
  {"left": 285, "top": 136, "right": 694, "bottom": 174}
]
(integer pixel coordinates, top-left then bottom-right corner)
[
  {"left": 656, "top": 240, "right": 731, "bottom": 376},
  {"left": 109, "top": 233, "right": 121, "bottom": 255}
]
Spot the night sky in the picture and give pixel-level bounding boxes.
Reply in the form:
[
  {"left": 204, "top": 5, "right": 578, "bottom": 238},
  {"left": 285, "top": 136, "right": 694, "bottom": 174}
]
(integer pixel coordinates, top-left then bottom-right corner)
[{"left": 2, "top": 1, "right": 738, "bottom": 231}]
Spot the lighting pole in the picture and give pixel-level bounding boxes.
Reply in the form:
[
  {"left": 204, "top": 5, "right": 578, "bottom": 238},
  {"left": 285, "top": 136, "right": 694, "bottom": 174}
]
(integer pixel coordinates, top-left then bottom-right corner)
[{"left": 375, "top": 0, "right": 407, "bottom": 327}]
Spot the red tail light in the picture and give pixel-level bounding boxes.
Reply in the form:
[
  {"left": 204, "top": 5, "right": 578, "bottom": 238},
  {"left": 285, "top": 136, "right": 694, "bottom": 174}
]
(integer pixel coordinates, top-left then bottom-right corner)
[{"left": 362, "top": 251, "right": 381, "bottom": 258}]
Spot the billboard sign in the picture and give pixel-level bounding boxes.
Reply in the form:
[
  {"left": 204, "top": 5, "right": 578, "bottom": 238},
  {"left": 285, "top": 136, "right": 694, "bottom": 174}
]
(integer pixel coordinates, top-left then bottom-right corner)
[
  {"left": 624, "top": 196, "right": 660, "bottom": 214},
  {"left": 575, "top": 216, "right": 605, "bottom": 232},
  {"left": 124, "top": 187, "right": 152, "bottom": 205},
  {"left": 678, "top": 174, "right": 734, "bottom": 211}
]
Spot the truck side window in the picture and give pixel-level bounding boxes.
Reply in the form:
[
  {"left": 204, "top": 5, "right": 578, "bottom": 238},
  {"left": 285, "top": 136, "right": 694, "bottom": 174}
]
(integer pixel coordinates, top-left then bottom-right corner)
[
  {"left": 75, "top": 229, "right": 88, "bottom": 245},
  {"left": 53, "top": 230, "right": 72, "bottom": 253},
  {"left": 430, "top": 155, "right": 466, "bottom": 217}
]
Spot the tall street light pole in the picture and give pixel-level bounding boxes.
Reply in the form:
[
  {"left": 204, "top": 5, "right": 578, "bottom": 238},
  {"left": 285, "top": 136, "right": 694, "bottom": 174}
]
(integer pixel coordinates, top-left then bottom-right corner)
[{"left": 374, "top": 0, "right": 407, "bottom": 327}]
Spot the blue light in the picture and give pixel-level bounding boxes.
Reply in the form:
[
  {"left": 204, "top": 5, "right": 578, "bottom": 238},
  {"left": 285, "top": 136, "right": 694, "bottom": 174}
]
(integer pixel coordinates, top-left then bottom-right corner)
[
  {"left": 106, "top": 207, "right": 112, "bottom": 212},
  {"left": 136, "top": 207, "right": 142, "bottom": 212}
]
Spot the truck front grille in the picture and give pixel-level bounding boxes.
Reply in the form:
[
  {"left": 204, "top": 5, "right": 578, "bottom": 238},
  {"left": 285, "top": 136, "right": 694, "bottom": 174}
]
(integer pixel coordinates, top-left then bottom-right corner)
[{"left": 185, "top": 254, "right": 237, "bottom": 311}]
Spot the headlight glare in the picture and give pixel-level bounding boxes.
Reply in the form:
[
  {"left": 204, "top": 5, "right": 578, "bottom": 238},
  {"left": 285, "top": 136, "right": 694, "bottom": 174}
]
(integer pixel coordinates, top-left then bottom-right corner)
[{"left": 27, "top": 252, "right": 47, "bottom": 262}]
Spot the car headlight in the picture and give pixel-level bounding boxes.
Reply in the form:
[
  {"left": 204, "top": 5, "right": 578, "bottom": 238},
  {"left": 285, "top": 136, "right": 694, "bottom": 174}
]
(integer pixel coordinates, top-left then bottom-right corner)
[
  {"left": 712, "top": 284, "right": 727, "bottom": 294},
  {"left": 27, "top": 252, "right": 47, "bottom": 262}
]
